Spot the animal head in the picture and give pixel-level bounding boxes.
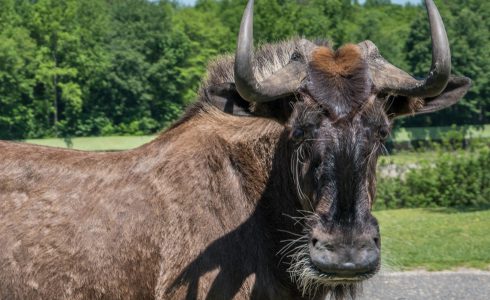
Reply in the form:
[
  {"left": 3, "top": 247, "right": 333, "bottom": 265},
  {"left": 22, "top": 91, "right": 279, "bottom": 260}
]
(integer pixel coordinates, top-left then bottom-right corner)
[{"left": 202, "top": 0, "right": 470, "bottom": 296}]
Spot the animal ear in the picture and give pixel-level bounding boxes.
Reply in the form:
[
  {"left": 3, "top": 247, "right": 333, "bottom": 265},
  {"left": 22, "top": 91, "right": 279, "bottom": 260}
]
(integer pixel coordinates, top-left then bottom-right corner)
[
  {"left": 386, "top": 76, "right": 471, "bottom": 118},
  {"left": 205, "top": 83, "right": 252, "bottom": 116}
]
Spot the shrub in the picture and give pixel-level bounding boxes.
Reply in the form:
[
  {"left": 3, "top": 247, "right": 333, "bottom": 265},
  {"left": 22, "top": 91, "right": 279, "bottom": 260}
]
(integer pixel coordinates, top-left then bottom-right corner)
[{"left": 375, "top": 147, "right": 490, "bottom": 210}]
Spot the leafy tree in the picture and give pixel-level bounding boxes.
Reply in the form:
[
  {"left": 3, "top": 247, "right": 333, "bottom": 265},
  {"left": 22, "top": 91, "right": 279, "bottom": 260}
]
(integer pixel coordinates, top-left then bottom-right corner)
[
  {"left": 0, "top": 0, "right": 37, "bottom": 139},
  {"left": 174, "top": 6, "right": 233, "bottom": 102},
  {"left": 347, "top": 3, "right": 418, "bottom": 69},
  {"left": 403, "top": 0, "right": 489, "bottom": 126},
  {"left": 0, "top": 0, "right": 487, "bottom": 139},
  {"left": 97, "top": 0, "right": 189, "bottom": 134},
  {"left": 365, "top": 0, "right": 391, "bottom": 7}
]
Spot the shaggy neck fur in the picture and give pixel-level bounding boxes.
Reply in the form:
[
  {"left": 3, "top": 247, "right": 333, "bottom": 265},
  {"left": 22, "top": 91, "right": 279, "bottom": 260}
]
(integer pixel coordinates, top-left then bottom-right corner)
[{"left": 159, "top": 103, "right": 359, "bottom": 299}]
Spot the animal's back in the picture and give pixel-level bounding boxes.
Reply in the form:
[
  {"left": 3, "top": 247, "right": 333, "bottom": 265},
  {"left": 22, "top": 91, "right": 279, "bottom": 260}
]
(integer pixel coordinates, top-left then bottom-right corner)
[
  {"left": 0, "top": 109, "right": 281, "bottom": 299},
  {"left": 0, "top": 141, "right": 166, "bottom": 299}
]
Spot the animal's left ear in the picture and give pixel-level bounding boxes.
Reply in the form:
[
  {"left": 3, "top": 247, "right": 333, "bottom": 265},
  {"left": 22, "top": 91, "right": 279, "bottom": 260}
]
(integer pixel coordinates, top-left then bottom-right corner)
[
  {"left": 387, "top": 76, "right": 472, "bottom": 118},
  {"left": 205, "top": 82, "right": 252, "bottom": 116}
]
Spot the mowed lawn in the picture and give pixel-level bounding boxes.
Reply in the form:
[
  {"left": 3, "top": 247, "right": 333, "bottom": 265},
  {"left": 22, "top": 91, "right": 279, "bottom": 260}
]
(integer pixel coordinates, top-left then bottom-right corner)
[
  {"left": 374, "top": 208, "right": 490, "bottom": 271},
  {"left": 23, "top": 136, "right": 453, "bottom": 165},
  {"left": 391, "top": 124, "right": 490, "bottom": 143},
  {"left": 23, "top": 124, "right": 490, "bottom": 153},
  {"left": 24, "top": 135, "right": 156, "bottom": 151}
]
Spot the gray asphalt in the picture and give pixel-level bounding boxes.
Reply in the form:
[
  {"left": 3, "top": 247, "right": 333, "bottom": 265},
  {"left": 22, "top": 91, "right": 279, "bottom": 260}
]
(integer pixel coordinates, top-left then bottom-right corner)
[{"left": 359, "top": 270, "right": 490, "bottom": 300}]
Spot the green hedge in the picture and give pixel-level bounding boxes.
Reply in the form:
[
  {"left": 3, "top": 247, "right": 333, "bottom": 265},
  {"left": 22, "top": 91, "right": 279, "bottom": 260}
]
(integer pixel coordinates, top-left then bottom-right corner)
[{"left": 375, "top": 147, "right": 490, "bottom": 210}]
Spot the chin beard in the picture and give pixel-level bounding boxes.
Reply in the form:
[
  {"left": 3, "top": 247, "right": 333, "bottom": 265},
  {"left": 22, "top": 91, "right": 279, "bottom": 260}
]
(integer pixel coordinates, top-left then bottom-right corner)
[{"left": 286, "top": 244, "right": 366, "bottom": 300}]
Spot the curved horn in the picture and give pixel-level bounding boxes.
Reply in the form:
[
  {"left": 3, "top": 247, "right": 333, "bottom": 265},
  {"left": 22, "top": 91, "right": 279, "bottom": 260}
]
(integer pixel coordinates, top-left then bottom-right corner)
[
  {"left": 234, "top": 0, "right": 306, "bottom": 102},
  {"left": 362, "top": 0, "right": 451, "bottom": 98}
]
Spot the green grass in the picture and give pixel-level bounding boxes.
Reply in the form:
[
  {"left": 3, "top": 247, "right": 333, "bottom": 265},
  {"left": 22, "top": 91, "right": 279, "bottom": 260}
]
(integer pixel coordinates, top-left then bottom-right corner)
[
  {"left": 379, "top": 151, "right": 439, "bottom": 165},
  {"left": 24, "top": 136, "right": 461, "bottom": 167},
  {"left": 25, "top": 135, "right": 156, "bottom": 151},
  {"left": 24, "top": 136, "right": 443, "bottom": 165},
  {"left": 390, "top": 124, "right": 490, "bottom": 143},
  {"left": 378, "top": 150, "right": 477, "bottom": 165},
  {"left": 22, "top": 124, "right": 489, "bottom": 153},
  {"left": 374, "top": 207, "right": 490, "bottom": 271}
]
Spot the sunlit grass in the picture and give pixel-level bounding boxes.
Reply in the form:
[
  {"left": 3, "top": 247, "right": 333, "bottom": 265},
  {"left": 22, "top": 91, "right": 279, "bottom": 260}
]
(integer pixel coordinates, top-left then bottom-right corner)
[
  {"left": 374, "top": 207, "right": 490, "bottom": 271},
  {"left": 390, "top": 124, "right": 490, "bottom": 143},
  {"left": 22, "top": 124, "right": 489, "bottom": 154},
  {"left": 379, "top": 151, "right": 439, "bottom": 165},
  {"left": 24, "top": 135, "right": 156, "bottom": 151},
  {"left": 25, "top": 135, "right": 443, "bottom": 165}
]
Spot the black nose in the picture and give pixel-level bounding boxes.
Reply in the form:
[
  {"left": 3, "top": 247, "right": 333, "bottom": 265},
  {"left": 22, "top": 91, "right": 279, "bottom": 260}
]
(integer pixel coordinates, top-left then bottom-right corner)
[{"left": 309, "top": 235, "right": 380, "bottom": 278}]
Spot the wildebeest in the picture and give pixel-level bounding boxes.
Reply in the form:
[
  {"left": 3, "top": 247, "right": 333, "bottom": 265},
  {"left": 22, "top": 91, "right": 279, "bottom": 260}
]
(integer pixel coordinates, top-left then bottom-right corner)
[{"left": 0, "top": 0, "right": 470, "bottom": 299}]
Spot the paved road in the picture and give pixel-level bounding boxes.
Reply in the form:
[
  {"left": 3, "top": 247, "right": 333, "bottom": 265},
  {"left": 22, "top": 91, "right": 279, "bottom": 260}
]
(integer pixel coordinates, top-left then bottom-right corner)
[{"left": 359, "top": 270, "right": 490, "bottom": 300}]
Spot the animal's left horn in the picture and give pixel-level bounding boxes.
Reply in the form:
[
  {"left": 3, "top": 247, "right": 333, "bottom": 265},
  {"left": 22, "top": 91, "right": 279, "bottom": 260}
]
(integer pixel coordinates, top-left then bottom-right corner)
[
  {"left": 361, "top": 0, "right": 451, "bottom": 98},
  {"left": 234, "top": 0, "right": 306, "bottom": 103}
]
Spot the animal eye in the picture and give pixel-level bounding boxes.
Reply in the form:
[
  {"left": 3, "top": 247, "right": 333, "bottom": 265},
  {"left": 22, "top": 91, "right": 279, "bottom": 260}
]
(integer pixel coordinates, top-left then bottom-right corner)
[
  {"left": 291, "top": 128, "right": 304, "bottom": 141},
  {"left": 379, "top": 127, "right": 389, "bottom": 140},
  {"left": 290, "top": 51, "right": 303, "bottom": 62}
]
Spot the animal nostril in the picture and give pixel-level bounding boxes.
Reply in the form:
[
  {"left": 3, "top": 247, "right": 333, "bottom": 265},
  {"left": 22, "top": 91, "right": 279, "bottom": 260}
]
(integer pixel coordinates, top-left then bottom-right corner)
[
  {"left": 311, "top": 238, "right": 318, "bottom": 247},
  {"left": 373, "top": 237, "right": 380, "bottom": 247},
  {"left": 342, "top": 262, "right": 356, "bottom": 269}
]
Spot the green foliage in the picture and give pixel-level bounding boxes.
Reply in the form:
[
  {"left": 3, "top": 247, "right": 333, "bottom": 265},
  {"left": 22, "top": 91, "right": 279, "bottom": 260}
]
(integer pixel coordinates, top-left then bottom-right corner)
[
  {"left": 0, "top": 0, "right": 488, "bottom": 139},
  {"left": 173, "top": 6, "right": 233, "bottom": 102},
  {"left": 0, "top": 0, "right": 192, "bottom": 138},
  {"left": 375, "top": 146, "right": 490, "bottom": 210},
  {"left": 402, "top": 0, "right": 490, "bottom": 127}
]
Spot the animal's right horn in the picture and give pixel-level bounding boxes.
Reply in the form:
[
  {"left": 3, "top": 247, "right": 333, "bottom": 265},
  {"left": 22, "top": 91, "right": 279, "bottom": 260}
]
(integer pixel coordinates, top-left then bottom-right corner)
[
  {"left": 234, "top": 0, "right": 306, "bottom": 103},
  {"left": 361, "top": 0, "right": 451, "bottom": 98}
]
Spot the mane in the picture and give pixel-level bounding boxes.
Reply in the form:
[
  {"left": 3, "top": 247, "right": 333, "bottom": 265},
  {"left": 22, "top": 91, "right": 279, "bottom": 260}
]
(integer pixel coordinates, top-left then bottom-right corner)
[
  {"left": 169, "top": 37, "right": 333, "bottom": 131},
  {"left": 202, "top": 38, "right": 305, "bottom": 88}
]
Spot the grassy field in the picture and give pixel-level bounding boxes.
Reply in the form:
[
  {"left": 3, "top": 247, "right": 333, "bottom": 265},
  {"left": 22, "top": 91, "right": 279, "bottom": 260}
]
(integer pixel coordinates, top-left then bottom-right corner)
[
  {"left": 22, "top": 124, "right": 490, "bottom": 152},
  {"left": 391, "top": 124, "right": 490, "bottom": 143},
  {"left": 23, "top": 135, "right": 474, "bottom": 165},
  {"left": 378, "top": 149, "right": 478, "bottom": 165},
  {"left": 374, "top": 207, "right": 490, "bottom": 271},
  {"left": 378, "top": 151, "right": 439, "bottom": 165},
  {"left": 24, "top": 135, "right": 156, "bottom": 151}
]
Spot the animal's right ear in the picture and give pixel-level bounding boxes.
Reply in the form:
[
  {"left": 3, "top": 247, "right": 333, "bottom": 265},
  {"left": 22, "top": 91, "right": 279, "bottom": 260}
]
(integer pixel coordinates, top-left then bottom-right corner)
[
  {"left": 386, "top": 76, "right": 471, "bottom": 118},
  {"left": 205, "top": 83, "right": 253, "bottom": 116}
]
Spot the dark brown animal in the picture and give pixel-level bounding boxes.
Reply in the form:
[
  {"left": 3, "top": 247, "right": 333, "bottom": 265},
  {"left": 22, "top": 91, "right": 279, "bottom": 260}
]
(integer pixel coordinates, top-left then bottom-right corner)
[{"left": 0, "top": 0, "right": 470, "bottom": 299}]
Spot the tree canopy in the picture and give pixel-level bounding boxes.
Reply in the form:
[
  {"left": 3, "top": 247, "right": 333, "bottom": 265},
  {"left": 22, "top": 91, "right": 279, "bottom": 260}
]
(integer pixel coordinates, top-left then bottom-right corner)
[{"left": 0, "top": 0, "right": 487, "bottom": 139}]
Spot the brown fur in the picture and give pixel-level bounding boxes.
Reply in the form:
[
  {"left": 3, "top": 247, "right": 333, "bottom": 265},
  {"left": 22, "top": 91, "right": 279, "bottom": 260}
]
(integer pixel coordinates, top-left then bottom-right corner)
[
  {"left": 0, "top": 30, "right": 465, "bottom": 299},
  {"left": 0, "top": 38, "right": 377, "bottom": 300},
  {"left": 311, "top": 44, "right": 362, "bottom": 78},
  {"left": 0, "top": 105, "right": 282, "bottom": 299},
  {"left": 307, "top": 44, "right": 370, "bottom": 118},
  {"left": 1, "top": 37, "right": 367, "bottom": 300}
]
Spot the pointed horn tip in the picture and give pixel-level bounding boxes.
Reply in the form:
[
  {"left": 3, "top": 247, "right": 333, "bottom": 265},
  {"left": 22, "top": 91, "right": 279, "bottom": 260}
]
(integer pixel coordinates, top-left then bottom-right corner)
[{"left": 370, "top": 0, "right": 451, "bottom": 97}]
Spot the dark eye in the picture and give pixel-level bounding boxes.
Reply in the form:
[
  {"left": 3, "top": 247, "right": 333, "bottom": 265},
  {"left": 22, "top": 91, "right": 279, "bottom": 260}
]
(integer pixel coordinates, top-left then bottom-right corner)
[
  {"left": 292, "top": 128, "right": 304, "bottom": 141},
  {"left": 290, "top": 51, "right": 303, "bottom": 62},
  {"left": 379, "top": 127, "right": 389, "bottom": 140}
]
